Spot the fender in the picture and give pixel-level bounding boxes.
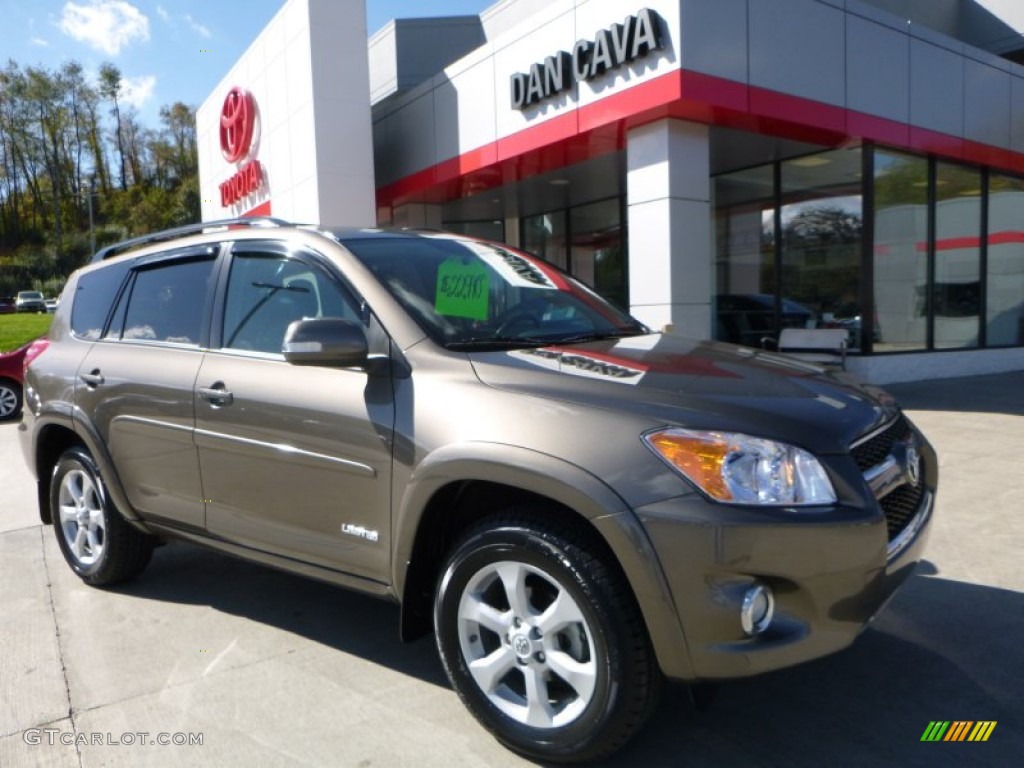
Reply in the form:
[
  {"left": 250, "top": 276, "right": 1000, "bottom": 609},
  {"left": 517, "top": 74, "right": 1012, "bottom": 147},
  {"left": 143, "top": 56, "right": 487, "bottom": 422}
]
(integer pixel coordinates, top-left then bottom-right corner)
[
  {"left": 31, "top": 401, "right": 153, "bottom": 532},
  {"left": 391, "top": 441, "right": 695, "bottom": 679}
]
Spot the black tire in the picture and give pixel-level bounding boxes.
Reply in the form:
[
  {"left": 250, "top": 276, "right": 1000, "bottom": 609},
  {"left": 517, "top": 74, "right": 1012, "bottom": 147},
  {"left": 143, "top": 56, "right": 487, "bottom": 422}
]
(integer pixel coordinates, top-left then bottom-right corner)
[
  {"left": 434, "top": 510, "right": 661, "bottom": 763},
  {"left": 0, "top": 379, "right": 21, "bottom": 421},
  {"left": 50, "top": 447, "right": 155, "bottom": 586}
]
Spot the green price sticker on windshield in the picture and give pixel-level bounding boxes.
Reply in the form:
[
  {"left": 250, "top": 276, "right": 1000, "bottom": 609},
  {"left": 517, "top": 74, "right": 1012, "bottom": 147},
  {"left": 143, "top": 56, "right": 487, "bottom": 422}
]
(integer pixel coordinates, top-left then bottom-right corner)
[{"left": 436, "top": 258, "right": 489, "bottom": 320}]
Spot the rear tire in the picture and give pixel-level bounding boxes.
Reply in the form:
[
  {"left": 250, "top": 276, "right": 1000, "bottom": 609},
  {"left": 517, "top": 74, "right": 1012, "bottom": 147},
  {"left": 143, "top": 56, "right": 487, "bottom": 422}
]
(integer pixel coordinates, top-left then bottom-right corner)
[
  {"left": 0, "top": 380, "right": 21, "bottom": 420},
  {"left": 434, "top": 510, "right": 661, "bottom": 763},
  {"left": 51, "top": 447, "right": 154, "bottom": 586}
]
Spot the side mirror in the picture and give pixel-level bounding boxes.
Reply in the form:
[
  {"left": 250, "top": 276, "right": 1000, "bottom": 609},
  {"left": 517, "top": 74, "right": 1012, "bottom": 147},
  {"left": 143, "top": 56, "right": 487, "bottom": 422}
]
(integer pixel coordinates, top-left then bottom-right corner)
[{"left": 282, "top": 317, "right": 368, "bottom": 367}]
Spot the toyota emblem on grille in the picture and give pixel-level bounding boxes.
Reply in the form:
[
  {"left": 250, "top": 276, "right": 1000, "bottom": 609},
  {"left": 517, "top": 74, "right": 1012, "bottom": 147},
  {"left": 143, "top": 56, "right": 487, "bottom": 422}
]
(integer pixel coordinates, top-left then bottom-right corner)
[{"left": 905, "top": 444, "right": 921, "bottom": 487}]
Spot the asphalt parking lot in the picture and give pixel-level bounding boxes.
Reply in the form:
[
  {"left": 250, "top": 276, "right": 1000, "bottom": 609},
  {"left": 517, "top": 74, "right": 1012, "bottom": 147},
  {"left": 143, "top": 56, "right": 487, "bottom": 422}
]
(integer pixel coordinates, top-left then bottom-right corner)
[{"left": 2, "top": 372, "right": 1022, "bottom": 767}]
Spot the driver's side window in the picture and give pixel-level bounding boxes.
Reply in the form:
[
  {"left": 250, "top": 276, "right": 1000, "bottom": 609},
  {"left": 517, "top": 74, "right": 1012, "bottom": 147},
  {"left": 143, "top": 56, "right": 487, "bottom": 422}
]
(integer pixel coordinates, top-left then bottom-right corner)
[{"left": 222, "top": 251, "right": 359, "bottom": 354}]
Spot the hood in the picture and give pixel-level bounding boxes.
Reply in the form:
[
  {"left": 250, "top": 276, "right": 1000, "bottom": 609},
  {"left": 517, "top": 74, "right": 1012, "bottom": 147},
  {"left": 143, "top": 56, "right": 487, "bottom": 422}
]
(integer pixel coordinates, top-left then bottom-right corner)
[{"left": 468, "top": 334, "right": 898, "bottom": 455}]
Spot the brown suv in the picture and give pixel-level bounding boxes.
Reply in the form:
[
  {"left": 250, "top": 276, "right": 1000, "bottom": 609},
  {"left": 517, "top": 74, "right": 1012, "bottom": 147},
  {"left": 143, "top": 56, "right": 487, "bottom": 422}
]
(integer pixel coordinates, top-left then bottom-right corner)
[{"left": 19, "top": 219, "right": 936, "bottom": 762}]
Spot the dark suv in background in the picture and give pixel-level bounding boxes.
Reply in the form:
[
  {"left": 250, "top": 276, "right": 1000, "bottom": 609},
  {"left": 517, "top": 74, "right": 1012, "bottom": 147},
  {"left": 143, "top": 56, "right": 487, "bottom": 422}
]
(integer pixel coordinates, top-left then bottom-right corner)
[{"left": 19, "top": 219, "right": 936, "bottom": 763}]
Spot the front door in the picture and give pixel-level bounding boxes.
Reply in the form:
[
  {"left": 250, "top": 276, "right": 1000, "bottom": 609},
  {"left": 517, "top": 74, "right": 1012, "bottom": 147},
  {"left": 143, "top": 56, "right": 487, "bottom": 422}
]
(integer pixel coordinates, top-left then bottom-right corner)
[{"left": 194, "top": 247, "right": 395, "bottom": 582}]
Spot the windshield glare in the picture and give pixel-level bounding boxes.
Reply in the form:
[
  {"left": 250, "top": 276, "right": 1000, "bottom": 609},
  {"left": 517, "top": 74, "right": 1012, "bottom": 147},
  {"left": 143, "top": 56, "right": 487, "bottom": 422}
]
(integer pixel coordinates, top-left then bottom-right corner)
[{"left": 342, "top": 236, "right": 647, "bottom": 348}]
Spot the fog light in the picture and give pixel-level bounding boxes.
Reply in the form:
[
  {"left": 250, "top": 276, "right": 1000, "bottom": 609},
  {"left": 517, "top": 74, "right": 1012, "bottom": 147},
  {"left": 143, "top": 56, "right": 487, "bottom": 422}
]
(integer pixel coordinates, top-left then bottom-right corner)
[{"left": 740, "top": 582, "right": 774, "bottom": 636}]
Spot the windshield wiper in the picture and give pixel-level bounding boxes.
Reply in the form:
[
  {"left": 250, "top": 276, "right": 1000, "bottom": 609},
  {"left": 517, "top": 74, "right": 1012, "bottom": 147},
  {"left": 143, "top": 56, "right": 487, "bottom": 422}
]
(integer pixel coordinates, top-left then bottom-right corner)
[
  {"left": 444, "top": 329, "right": 651, "bottom": 352},
  {"left": 443, "top": 338, "right": 551, "bottom": 351},
  {"left": 544, "top": 329, "right": 650, "bottom": 345}
]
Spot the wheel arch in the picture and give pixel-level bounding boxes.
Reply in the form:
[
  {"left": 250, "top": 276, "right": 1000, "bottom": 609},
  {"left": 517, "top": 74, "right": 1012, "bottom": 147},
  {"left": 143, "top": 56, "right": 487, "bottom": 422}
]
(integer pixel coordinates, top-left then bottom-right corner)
[
  {"left": 393, "top": 443, "right": 695, "bottom": 679},
  {"left": 32, "top": 409, "right": 147, "bottom": 531}
]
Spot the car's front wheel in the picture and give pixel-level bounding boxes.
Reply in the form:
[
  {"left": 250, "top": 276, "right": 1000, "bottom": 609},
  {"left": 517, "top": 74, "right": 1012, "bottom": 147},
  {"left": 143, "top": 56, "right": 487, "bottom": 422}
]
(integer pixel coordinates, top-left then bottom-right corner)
[
  {"left": 51, "top": 447, "right": 155, "bottom": 585},
  {"left": 434, "top": 512, "right": 660, "bottom": 763},
  {"left": 0, "top": 379, "right": 21, "bottom": 420}
]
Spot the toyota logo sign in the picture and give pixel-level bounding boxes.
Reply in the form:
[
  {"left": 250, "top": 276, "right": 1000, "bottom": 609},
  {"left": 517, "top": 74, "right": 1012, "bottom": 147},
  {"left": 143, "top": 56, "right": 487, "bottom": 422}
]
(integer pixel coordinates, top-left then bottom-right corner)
[{"left": 219, "top": 87, "right": 256, "bottom": 164}]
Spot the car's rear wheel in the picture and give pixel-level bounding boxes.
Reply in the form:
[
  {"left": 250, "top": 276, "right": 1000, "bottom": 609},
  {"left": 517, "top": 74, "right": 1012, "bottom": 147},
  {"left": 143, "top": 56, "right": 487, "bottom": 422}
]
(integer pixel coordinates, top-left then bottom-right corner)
[
  {"left": 51, "top": 447, "right": 155, "bottom": 585},
  {"left": 0, "top": 380, "right": 21, "bottom": 420},
  {"left": 434, "top": 511, "right": 660, "bottom": 763}
]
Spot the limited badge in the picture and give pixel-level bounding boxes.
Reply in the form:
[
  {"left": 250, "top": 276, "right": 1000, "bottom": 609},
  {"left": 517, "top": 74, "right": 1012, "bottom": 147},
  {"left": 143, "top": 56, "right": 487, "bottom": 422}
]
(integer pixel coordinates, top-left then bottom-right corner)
[{"left": 436, "top": 258, "right": 489, "bottom": 320}]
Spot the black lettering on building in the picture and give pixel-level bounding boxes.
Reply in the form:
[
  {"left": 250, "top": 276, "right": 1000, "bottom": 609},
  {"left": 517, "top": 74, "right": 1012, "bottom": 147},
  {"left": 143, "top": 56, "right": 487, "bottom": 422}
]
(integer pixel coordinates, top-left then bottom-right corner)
[
  {"left": 590, "top": 30, "right": 615, "bottom": 76},
  {"left": 631, "top": 8, "right": 663, "bottom": 59},
  {"left": 510, "top": 9, "right": 666, "bottom": 111},
  {"left": 572, "top": 40, "right": 592, "bottom": 83}
]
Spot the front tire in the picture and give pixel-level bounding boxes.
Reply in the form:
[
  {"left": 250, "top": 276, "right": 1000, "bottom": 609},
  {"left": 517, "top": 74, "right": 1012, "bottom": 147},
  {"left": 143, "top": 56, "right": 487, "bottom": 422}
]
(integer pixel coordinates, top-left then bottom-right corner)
[
  {"left": 434, "top": 512, "right": 660, "bottom": 763},
  {"left": 51, "top": 447, "right": 155, "bottom": 585}
]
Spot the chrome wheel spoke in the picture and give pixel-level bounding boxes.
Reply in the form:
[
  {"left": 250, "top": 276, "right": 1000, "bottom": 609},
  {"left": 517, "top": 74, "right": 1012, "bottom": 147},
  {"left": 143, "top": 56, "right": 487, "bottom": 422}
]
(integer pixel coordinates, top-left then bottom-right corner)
[
  {"left": 545, "top": 650, "right": 597, "bottom": 701},
  {"left": 523, "top": 666, "right": 555, "bottom": 727},
  {"left": 58, "top": 504, "right": 78, "bottom": 524},
  {"left": 71, "top": 526, "right": 88, "bottom": 559},
  {"left": 495, "top": 561, "right": 533, "bottom": 619},
  {"left": 460, "top": 595, "right": 510, "bottom": 636},
  {"left": 467, "top": 646, "right": 517, "bottom": 693},
  {"left": 537, "top": 590, "right": 587, "bottom": 636}
]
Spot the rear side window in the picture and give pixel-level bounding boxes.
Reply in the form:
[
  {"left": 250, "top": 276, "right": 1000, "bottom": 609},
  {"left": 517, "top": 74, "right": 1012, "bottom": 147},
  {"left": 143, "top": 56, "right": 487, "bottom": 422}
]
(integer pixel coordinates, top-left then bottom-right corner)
[
  {"left": 121, "top": 259, "right": 216, "bottom": 346},
  {"left": 70, "top": 262, "right": 131, "bottom": 339}
]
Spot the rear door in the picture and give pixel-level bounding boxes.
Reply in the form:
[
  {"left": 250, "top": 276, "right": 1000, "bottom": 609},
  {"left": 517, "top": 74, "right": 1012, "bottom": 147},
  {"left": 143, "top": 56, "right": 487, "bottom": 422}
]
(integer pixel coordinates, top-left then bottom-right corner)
[
  {"left": 76, "top": 248, "right": 219, "bottom": 530},
  {"left": 194, "top": 243, "right": 395, "bottom": 582}
]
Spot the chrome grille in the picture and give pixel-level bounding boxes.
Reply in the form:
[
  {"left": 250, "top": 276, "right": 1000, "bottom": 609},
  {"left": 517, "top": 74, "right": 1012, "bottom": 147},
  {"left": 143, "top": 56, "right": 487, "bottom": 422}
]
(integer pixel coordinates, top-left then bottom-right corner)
[
  {"left": 851, "top": 413, "right": 922, "bottom": 542},
  {"left": 851, "top": 414, "right": 912, "bottom": 473},
  {"left": 879, "top": 483, "right": 925, "bottom": 539}
]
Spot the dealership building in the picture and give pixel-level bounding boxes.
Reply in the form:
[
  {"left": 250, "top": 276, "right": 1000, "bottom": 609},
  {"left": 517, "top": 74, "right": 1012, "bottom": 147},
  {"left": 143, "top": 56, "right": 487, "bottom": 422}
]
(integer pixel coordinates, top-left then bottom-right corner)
[{"left": 197, "top": 0, "right": 1024, "bottom": 382}]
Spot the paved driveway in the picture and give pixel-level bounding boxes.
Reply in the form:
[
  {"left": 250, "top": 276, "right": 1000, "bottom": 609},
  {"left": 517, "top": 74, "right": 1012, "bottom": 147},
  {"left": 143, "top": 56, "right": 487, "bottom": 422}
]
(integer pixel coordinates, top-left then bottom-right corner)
[{"left": 2, "top": 372, "right": 1022, "bottom": 766}]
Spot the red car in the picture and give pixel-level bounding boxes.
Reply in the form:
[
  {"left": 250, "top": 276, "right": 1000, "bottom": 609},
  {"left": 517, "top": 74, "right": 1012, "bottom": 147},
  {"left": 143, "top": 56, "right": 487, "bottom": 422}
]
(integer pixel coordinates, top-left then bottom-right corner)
[{"left": 0, "top": 338, "right": 48, "bottom": 420}]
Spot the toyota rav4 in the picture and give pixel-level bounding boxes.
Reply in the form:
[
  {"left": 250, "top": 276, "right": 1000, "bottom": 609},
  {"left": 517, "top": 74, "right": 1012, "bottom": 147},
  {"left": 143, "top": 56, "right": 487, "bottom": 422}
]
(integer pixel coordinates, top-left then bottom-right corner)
[{"left": 19, "top": 218, "right": 936, "bottom": 762}]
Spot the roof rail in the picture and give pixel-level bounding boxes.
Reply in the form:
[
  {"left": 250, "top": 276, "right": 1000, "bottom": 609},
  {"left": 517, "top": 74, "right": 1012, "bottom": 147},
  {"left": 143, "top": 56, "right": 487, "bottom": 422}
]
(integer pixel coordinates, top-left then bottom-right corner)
[{"left": 91, "top": 216, "right": 291, "bottom": 262}]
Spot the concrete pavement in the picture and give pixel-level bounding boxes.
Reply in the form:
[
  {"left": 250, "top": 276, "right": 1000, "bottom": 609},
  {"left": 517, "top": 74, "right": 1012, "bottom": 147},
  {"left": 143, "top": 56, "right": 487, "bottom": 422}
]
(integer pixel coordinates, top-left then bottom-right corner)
[{"left": 1, "top": 372, "right": 1022, "bottom": 766}]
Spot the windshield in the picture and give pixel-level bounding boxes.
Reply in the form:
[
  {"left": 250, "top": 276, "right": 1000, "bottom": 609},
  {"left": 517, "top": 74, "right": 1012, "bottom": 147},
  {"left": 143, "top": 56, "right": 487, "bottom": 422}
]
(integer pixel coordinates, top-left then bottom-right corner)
[
  {"left": 20, "top": 291, "right": 43, "bottom": 299},
  {"left": 342, "top": 235, "right": 648, "bottom": 349}
]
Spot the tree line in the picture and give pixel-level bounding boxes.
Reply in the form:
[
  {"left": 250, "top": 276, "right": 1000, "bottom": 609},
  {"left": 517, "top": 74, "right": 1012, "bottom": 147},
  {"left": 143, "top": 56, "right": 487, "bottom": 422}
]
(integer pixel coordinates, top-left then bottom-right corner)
[{"left": 0, "top": 58, "right": 199, "bottom": 297}]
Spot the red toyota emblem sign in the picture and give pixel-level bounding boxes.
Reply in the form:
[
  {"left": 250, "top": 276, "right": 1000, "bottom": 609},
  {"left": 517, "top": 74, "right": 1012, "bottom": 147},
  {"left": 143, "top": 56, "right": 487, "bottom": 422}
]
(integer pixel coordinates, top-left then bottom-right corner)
[{"left": 219, "top": 87, "right": 256, "bottom": 164}]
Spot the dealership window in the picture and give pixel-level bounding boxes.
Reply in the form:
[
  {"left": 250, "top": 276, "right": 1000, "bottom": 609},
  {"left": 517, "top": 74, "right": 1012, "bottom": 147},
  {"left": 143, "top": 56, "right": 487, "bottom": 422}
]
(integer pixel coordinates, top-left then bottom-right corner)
[
  {"left": 715, "top": 145, "right": 1023, "bottom": 355},
  {"left": 570, "top": 200, "right": 625, "bottom": 309},
  {"left": 443, "top": 220, "right": 505, "bottom": 242},
  {"left": 713, "top": 149, "right": 862, "bottom": 350},
  {"left": 713, "top": 166, "right": 776, "bottom": 346},
  {"left": 986, "top": 174, "right": 1024, "bottom": 346},
  {"left": 933, "top": 163, "right": 982, "bottom": 349},
  {"left": 873, "top": 150, "right": 929, "bottom": 352},
  {"left": 522, "top": 212, "right": 568, "bottom": 271},
  {"left": 521, "top": 199, "right": 627, "bottom": 310},
  {"left": 781, "top": 150, "right": 864, "bottom": 351}
]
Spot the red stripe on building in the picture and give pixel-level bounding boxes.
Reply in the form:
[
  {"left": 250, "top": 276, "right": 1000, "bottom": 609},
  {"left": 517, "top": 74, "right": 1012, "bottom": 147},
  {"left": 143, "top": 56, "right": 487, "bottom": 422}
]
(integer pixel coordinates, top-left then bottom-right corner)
[
  {"left": 376, "top": 68, "right": 1024, "bottom": 211},
  {"left": 912, "top": 232, "right": 1024, "bottom": 252}
]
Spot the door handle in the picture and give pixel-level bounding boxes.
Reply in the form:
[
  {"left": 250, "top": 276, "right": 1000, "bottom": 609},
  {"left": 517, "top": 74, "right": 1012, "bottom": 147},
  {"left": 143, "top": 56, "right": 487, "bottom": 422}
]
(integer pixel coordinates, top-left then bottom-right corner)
[
  {"left": 80, "top": 370, "right": 104, "bottom": 387},
  {"left": 197, "top": 384, "right": 234, "bottom": 406}
]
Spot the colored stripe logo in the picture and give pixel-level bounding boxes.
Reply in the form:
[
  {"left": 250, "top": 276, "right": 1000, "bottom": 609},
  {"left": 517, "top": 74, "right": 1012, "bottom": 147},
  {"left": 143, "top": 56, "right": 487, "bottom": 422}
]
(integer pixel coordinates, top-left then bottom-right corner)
[{"left": 921, "top": 721, "right": 997, "bottom": 742}]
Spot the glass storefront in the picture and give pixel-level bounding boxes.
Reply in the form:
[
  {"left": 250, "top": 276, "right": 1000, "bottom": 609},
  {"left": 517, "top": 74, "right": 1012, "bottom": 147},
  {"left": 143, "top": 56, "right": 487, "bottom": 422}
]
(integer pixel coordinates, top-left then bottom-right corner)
[
  {"left": 522, "top": 212, "right": 569, "bottom": 271},
  {"left": 713, "top": 166, "right": 776, "bottom": 347},
  {"left": 713, "top": 148, "right": 863, "bottom": 350},
  {"left": 873, "top": 150, "right": 928, "bottom": 352},
  {"left": 715, "top": 144, "right": 1024, "bottom": 354},
  {"left": 521, "top": 198, "right": 626, "bottom": 309},
  {"left": 986, "top": 175, "right": 1024, "bottom": 346},
  {"left": 933, "top": 163, "right": 982, "bottom": 349},
  {"left": 442, "top": 219, "right": 505, "bottom": 242}
]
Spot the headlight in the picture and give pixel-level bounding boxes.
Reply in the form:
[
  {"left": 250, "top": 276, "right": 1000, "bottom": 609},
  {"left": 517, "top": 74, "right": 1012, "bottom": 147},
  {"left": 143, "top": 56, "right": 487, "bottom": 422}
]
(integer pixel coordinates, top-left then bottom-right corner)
[{"left": 643, "top": 428, "right": 836, "bottom": 506}]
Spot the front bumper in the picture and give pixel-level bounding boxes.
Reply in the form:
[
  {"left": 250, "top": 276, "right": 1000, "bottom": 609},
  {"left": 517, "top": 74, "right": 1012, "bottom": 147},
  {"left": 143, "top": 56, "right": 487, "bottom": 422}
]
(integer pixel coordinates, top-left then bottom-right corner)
[{"left": 634, "top": 466, "right": 934, "bottom": 681}]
